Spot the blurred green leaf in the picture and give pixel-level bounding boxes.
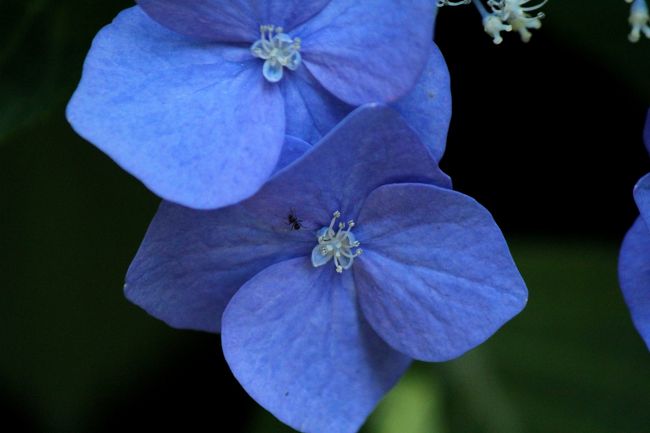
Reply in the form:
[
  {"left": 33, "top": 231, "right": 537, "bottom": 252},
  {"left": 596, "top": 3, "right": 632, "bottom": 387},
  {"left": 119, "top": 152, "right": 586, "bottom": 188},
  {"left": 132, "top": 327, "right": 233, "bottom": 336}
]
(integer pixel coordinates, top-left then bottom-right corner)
[
  {"left": 0, "top": 0, "right": 132, "bottom": 143},
  {"left": 544, "top": 0, "right": 650, "bottom": 103}
]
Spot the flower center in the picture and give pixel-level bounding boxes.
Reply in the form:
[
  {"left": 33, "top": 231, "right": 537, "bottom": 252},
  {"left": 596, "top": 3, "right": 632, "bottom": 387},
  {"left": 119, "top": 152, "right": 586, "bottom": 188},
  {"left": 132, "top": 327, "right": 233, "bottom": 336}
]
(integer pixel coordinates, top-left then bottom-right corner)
[
  {"left": 311, "top": 211, "right": 363, "bottom": 274},
  {"left": 250, "top": 25, "right": 302, "bottom": 83}
]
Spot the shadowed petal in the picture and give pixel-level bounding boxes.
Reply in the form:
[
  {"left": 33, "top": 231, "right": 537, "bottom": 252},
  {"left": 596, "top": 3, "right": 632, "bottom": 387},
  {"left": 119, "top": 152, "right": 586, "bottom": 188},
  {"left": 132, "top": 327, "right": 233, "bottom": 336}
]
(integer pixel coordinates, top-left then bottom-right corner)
[
  {"left": 282, "top": 46, "right": 452, "bottom": 163},
  {"left": 137, "top": 0, "right": 331, "bottom": 42},
  {"left": 635, "top": 174, "right": 650, "bottom": 227},
  {"left": 619, "top": 217, "right": 650, "bottom": 350},
  {"left": 273, "top": 135, "right": 312, "bottom": 173},
  {"left": 281, "top": 68, "right": 352, "bottom": 145},
  {"left": 297, "top": 0, "right": 435, "bottom": 105},
  {"left": 67, "top": 8, "right": 284, "bottom": 209},
  {"left": 222, "top": 258, "right": 411, "bottom": 433},
  {"left": 393, "top": 44, "right": 451, "bottom": 162},
  {"left": 256, "top": 105, "right": 451, "bottom": 227},
  {"left": 354, "top": 183, "right": 528, "bottom": 362},
  {"left": 125, "top": 201, "right": 316, "bottom": 333}
]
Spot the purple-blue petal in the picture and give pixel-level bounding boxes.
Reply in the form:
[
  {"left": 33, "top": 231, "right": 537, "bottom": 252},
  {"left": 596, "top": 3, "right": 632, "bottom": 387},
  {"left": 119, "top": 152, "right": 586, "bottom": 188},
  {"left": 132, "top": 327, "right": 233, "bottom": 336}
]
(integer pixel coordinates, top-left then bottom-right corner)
[
  {"left": 124, "top": 105, "right": 449, "bottom": 333},
  {"left": 282, "top": 45, "right": 453, "bottom": 165},
  {"left": 221, "top": 258, "right": 411, "bottom": 433},
  {"left": 125, "top": 201, "right": 315, "bottom": 333},
  {"left": 137, "top": 0, "right": 331, "bottom": 42},
  {"left": 281, "top": 68, "right": 352, "bottom": 145},
  {"left": 634, "top": 173, "right": 650, "bottom": 226},
  {"left": 619, "top": 217, "right": 650, "bottom": 350},
  {"left": 273, "top": 135, "right": 312, "bottom": 173},
  {"left": 354, "top": 183, "right": 528, "bottom": 362},
  {"left": 393, "top": 44, "right": 451, "bottom": 162},
  {"left": 255, "top": 105, "right": 451, "bottom": 225},
  {"left": 297, "top": 0, "right": 435, "bottom": 105},
  {"left": 66, "top": 7, "right": 285, "bottom": 209}
]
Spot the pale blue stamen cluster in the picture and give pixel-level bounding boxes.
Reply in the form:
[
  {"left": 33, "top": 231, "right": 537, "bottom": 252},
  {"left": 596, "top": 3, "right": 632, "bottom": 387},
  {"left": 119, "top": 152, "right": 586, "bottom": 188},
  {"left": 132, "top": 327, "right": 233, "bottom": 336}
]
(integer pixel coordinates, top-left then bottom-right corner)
[
  {"left": 250, "top": 25, "right": 302, "bottom": 83},
  {"left": 311, "top": 211, "right": 363, "bottom": 273},
  {"left": 626, "top": 0, "right": 650, "bottom": 42},
  {"left": 439, "top": 0, "right": 546, "bottom": 44}
]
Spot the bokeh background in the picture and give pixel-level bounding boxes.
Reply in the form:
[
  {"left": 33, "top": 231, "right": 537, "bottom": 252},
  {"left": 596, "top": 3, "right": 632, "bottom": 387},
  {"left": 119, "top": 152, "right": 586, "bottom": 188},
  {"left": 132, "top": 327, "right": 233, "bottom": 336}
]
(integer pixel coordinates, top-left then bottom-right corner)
[{"left": 2, "top": 1, "right": 650, "bottom": 432}]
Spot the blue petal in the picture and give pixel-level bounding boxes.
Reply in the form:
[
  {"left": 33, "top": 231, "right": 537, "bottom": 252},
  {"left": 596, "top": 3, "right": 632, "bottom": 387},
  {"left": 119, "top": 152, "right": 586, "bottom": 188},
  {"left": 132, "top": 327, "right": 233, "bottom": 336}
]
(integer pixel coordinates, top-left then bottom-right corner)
[
  {"left": 296, "top": 0, "right": 435, "bottom": 105},
  {"left": 393, "top": 44, "right": 451, "bottom": 162},
  {"left": 137, "top": 0, "right": 331, "bottom": 42},
  {"left": 619, "top": 217, "right": 650, "bottom": 350},
  {"left": 66, "top": 7, "right": 285, "bottom": 209},
  {"left": 125, "top": 105, "right": 449, "bottom": 333},
  {"left": 221, "top": 258, "right": 411, "bottom": 433},
  {"left": 354, "top": 183, "right": 528, "bottom": 362},
  {"left": 125, "top": 201, "right": 316, "bottom": 333},
  {"left": 281, "top": 46, "right": 452, "bottom": 164},
  {"left": 273, "top": 135, "right": 311, "bottom": 173},
  {"left": 634, "top": 173, "right": 650, "bottom": 225},
  {"left": 258, "top": 105, "right": 451, "bottom": 224},
  {"left": 281, "top": 68, "right": 352, "bottom": 145}
]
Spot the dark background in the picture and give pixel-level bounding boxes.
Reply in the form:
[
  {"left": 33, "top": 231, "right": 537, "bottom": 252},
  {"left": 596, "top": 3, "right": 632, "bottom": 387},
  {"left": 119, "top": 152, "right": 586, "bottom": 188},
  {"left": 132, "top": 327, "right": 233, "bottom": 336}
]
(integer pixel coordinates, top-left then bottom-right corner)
[{"left": 1, "top": 1, "right": 649, "bottom": 432}]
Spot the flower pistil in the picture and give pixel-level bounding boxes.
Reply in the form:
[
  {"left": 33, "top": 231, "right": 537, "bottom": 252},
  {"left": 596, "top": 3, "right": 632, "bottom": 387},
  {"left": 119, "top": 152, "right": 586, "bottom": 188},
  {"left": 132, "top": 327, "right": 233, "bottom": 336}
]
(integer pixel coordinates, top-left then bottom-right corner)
[
  {"left": 250, "top": 25, "right": 302, "bottom": 83},
  {"left": 311, "top": 211, "right": 363, "bottom": 273}
]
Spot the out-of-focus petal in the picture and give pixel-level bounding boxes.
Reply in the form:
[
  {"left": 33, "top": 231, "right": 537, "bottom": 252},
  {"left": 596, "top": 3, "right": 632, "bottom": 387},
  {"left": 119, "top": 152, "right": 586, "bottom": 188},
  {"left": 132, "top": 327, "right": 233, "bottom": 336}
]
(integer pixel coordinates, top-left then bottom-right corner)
[
  {"left": 297, "top": 0, "right": 435, "bottom": 105},
  {"left": 354, "top": 183, "right": 528, "bottom": 362},
  {"left": 393, "top": 44, "right": 451, "bottom": 162},
  {"left": 222, "top": 258, "right": 411, "bottom": 433},
  {"left": 66, "top": 8, "right": 284, "bottom": 209},
  {"left": 619, "top": 217, "right": 650, "bottom": 350},
  {"left": 634, "top": 173, "right": 650, "bottom": 226},
  {"left": 137, "top": 0, "right": 331, "bottom": 42}
]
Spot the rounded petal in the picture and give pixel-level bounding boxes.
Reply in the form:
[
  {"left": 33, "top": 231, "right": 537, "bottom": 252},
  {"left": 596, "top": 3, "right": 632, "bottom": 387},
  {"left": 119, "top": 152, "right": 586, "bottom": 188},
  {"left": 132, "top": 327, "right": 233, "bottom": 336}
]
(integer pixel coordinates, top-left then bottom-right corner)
[
  {"left": 222, "top": 258, "right": 411, "bottom": 433},
  {"left": 281, "top": 46, "right": 451, "bottom": 160},
  {"left": 393, "top": 44, "right": 451, "bottom": 162},
  {"left": 634, "top": 173, "right": 650, "bottom": 227},
  {"left": 66, "top": 8, "right": 285, "bottom": 209},
  {"left": 354, "top": 183, "right": 528, "bottom": 362},
  {"left": 619, "top": 217, "right": 650, "bottom": 350},
  {"left": 137, "top": 0, "right": 331, "bottom": 42},
  {"left": 297, "top": 0, "right": 435, "bottom": 105},
  {"left": 125, "top": 201, "right": 316, "bottom": 333},
  {"left": 256, "top": 105, "right": 451, "bottom": 227}
]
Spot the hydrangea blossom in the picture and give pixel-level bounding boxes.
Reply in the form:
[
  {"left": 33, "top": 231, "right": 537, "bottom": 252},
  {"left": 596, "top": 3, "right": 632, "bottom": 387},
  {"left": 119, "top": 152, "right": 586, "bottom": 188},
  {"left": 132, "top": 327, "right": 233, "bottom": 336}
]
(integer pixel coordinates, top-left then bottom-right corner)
[
  {"left": 125, "top": 105, "right": 528, "bottom": 433},
  {"left": 619, "top": 110, "right": 650, "bottom": 349},
  {"left": 66, "top": 0, "right": 443, "bottom": 210}
]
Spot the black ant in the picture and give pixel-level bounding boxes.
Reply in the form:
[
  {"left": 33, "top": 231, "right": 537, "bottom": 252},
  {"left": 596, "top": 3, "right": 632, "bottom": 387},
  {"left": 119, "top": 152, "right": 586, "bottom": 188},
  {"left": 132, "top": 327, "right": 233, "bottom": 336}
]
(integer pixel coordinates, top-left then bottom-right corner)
[{"left": 287, "top": 208, "right": 302, "bottom": 231}]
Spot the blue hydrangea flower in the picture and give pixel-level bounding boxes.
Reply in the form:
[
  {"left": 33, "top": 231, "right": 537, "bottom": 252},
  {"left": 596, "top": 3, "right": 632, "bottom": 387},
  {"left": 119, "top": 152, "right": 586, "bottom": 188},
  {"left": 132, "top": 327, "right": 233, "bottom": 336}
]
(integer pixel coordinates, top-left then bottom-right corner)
[
  {"left": 125, "top": 105, "right": 528, "bottom": 433},
  {"left": 619, "top": 109, "right": 650, "bottom": 349},
  {"left": 66, "top": 0, "right": 443, "bottom": 210}
]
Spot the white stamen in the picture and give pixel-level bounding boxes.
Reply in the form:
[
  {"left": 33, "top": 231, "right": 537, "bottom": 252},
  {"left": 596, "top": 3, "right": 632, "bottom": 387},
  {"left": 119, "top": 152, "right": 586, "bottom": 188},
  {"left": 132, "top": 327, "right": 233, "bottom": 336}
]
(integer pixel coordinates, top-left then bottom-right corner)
[
  {"left": 628, "top": 0, "right": 650, "bottom": 42},
  {"left": 311, "top": 211, "right": 362, "bottom": 274},
  {"left": 250, "top": 25, "right": 302, "bottom": 82},
  {"left": 437, "top": 0, "right": 472, "bottom": 6},
  {"left": 487, "top": 0, "right": 546, "bottom": 43}
]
